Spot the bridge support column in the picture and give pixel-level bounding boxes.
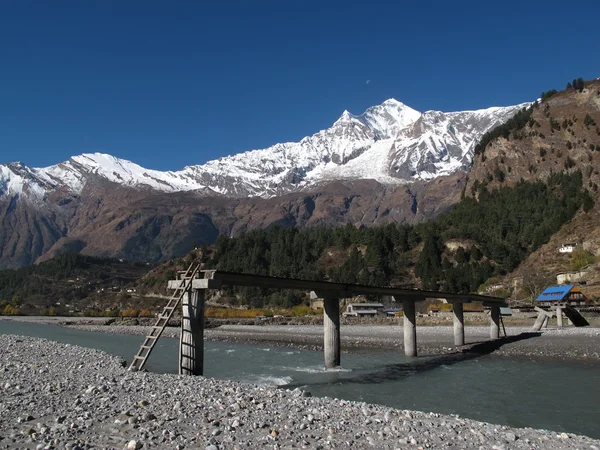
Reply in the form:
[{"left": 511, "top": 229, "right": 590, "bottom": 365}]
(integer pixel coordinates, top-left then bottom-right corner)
[
  {"left": 179, "top": 289, "right": 205, "bottom": 376},
  {"left": 323, "top": 297, "right": 341, "bottom": 369},
  {"left": 490, "top": 305, "right": 500, "bottom": 339},
  {"left": 453, "top": 302, "right": 465, "bottom": 346},
  {"left": 556, "top": 306, "right": 563, "bottom": 328},
  {"left": 403, "top": 299, "right": 417, "bottom": 357}
]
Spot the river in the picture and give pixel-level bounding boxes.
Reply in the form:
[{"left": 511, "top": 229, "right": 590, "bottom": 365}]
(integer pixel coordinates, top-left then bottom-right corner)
[{"left": 1, "top": 320, "right": 599, "bottom": 438}]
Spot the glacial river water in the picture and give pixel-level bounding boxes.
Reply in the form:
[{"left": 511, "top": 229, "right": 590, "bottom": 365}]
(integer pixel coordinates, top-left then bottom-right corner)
[{"left": 2, "top": 320, "right": 599, "bottom": 438}]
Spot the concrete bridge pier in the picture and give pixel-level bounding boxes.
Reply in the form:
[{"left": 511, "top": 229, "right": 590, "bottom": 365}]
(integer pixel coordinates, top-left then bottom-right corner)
[
  {"left": 490, "top": 304, "right": 501, "bottom": 339},
  {"left": 403, "top": 299, "right": 417, "bottom": 357},
  {"left": 179, "top": 289, "right": 205, "bottom": 376},
  {"left": 323, "top": 297, "right": 341, "bottom": 369},
  {"left": 556, "top": 306, "right": 563, "bottom": 327},
  {"left": 453, "top": 302, "right": 465, "bottom": 346}
]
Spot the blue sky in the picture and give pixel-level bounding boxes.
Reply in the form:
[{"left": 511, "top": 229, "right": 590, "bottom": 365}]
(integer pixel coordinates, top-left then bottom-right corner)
[{"left": 1, "top": 1, "right": 599, "bottom": 170}]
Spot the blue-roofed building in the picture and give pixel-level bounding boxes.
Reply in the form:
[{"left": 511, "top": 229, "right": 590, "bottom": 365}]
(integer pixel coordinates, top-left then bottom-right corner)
[{"left": 536, "top": 285, "right": 589, "bottom": 304}]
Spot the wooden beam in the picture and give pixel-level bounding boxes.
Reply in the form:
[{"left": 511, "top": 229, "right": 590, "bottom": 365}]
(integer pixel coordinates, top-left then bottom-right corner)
[
  {"left": 168, "top": 270, "right": 505, "bottom": 304},
  {"left": 534, "top": 306, "right": 554, "bottom": 318},
  {"left": 482, "top": 301, "right": 509, "bottom": 307},
  {"left": 168, "top": 279, "right": 222, "bottom": 290},
  {"left": 311, "top": 290, "right": 352, "bottom": 300},
  {"left": 531, "top": 312, "right": 546, "bottom": 331}
]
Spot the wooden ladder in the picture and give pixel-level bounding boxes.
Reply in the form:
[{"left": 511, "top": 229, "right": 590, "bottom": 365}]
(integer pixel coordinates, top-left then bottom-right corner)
[{"left": 128, "top": 262, "right": 201, "bottom": 372}]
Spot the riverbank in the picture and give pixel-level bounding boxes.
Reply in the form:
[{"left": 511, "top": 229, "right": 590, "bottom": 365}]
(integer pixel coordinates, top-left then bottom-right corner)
[
  {"left": 25, "top": 316, "right": 600, "bottom": 361},
  {"left": 1, "top": 334, "right": 598, "bottom": 449},
  {"left": 4, "top": 315, "right": 600, "bottom": 361}
]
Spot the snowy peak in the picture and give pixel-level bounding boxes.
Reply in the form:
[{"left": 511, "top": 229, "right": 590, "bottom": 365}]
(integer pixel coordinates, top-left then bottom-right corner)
[
  {"left": 358, "top": 99, "right": 421, "bottom": 139},
  {"left": 0, "top": 98, "right": 531, "bottom": 201},
  {"left": 389, "top": 103, "right": 531, "bottom": 180},
  {"left": 334, "top": 110, "right": 356, "bottom": 125}
]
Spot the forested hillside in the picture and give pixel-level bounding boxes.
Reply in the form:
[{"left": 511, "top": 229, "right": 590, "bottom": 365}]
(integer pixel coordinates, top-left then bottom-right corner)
[
  {"left": 188, "top": 171, "right": 591, "bottom": 307},
  {"left": 0, "top": 254, "right": 149, "bottom": 314}
]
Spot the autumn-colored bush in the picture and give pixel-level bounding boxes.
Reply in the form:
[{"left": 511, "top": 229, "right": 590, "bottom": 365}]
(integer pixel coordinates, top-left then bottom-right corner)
[
  {"left": 427, "top": 303, "right": 453, "bottom": 312},
  {"left": 290, "top": 305, "right": 316, "bottom": 316},
  {"left": 1, "top": 304, "right": 20, "bottom": 315},
  {"left": 205, "top": 308, "right": 268, "bottom": 319},
  {"left": 464, "top": 303, "right": 484, "bottom": 312},
  {"left": 40, "top": 307, "right": 57, "bottom": 316},
  {"left": 571, "top": 248, "right": 596, "bottom": 271},
  {"left": 83, "top": 309, "right": 119, "bottom": 317},
  {"left": 120, "top": 308, "right": 140, "bottom": 318}
]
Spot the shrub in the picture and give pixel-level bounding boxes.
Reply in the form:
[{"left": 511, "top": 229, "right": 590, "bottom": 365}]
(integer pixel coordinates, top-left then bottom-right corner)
[
  {"left": 494, "top": 167, "right": 505, "bottom": 182},
  {"left": 120, "top": 308, "right": 140, "bottom": 318},
  {"left": 584, "top": 114, "right": 596, "bottom": 127},
  {"left": 40, "top": 307, "right": 57, "bottom": 316},
  {"left": 1, "top": 304, "right": 20, "bottom": 315},
  {"left": 291, "top": 305, "right": 314, "bottom": 316},
  {"left": 541, "top": 90, "right": 558, "bottom": 101},
  {"left": 573, "top": 78, "right": 585, "bottom": 92},
  {"left": 427, "top": 303, "right": 453, "bottom": 312},
  {"left": 564, "top": 156, "right": 576, "bottom": 169},
  {"left": 570, "top": 248, "right": 595, "bottom": 271}
]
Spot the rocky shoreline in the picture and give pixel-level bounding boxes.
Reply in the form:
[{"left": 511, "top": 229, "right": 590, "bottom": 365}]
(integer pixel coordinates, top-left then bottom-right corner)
[
  {"left": 51, "top": 320, "right": 600, "bottom": 361},
  {"left": 1, "top": 334, "right": 599, "bottom": 450}
]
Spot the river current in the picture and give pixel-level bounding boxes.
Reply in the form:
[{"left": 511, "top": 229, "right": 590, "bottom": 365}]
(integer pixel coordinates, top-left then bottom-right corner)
[{"left": 1, "top": 320, "right": 599, "bottom": 438}]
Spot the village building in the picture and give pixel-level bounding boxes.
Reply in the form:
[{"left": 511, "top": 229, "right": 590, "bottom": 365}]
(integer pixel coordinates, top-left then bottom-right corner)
[
  {"left": 536, "top": 285, "right": 590, "bottom": 305},
  {"left": 342, "top": 302, "right": 384, "bottom": 317},
  {"left": 558, "top": 243, "right": 578, "bottom": 253},
  {"left": 556, "top": 270, "right": 588, "bottom": 285}
]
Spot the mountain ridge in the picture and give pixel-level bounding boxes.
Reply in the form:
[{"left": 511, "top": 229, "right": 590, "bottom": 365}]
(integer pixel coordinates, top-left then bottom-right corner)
[
  {"left": 0, "top": 96, "right": 532, "bottom": 269},
  {"left": 0, "top": 98, "right": 529, "bottom": 201}
]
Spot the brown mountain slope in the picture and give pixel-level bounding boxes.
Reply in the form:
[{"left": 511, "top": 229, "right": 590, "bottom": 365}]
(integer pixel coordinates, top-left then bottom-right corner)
[
  {"left": 466, "top": 79, "right": 600, "bottom": 196},
  {"left": 466, "top": 79, "right": 600, "bottom": 300},
  {"left": 0, "top": 172, "right": 465, "bottom": 269}
]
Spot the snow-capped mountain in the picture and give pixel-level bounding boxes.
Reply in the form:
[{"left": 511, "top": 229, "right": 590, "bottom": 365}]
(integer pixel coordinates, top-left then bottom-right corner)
[{"left": 0, "top": 98, "right": 529, "bottom": 201}]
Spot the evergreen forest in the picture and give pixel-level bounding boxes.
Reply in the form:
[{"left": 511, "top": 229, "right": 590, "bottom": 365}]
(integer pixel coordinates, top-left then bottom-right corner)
[{"left": 199, "top": 172, "right": 591, "bottom": 307}]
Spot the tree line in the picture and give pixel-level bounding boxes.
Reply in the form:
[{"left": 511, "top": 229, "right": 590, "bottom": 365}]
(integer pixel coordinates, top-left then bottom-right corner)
[{"left": 199, "top": 171, "right": 591, "bottom": 307}]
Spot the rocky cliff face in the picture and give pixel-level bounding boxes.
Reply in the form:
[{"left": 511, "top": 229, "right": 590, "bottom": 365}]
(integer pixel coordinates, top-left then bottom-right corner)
[
  {"left": 466, "top": 79, "right": 600, "bottom": 194},
  {"left": 0, "top": 97, "right": 529, "bottom": 269}
]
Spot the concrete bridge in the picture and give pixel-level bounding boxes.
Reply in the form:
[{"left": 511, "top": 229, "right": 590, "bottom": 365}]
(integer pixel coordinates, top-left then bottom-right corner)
[{"left": 130, "top": 266, "right": 506, "bottom": 375}]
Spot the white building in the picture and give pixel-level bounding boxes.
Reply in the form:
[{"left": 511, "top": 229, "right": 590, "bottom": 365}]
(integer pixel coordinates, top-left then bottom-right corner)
[
  {"left": 558, "top": 243, "right": 577, "bottom": 253},
  {"left": 343, "top": 303, "right": 384, "bottom": 317}
]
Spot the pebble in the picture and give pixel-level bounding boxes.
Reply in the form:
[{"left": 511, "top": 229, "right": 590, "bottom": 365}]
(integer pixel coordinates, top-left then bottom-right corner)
[
  {"left": 127, "top": 440, "right": 141, "bottom": 450},
  {"left": 0, "top": 334, "right": 599, "bottom": 450}
]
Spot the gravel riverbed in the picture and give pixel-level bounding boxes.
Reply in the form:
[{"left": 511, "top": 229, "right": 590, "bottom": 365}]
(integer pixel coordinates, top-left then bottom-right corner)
[{"left": 1, "top": 334, "right": 599, "bottom": 450}]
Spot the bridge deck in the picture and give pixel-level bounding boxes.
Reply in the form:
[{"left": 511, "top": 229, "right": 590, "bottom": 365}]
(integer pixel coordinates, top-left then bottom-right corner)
[{"left": 170, "top": 270, "right": 506, "bottom": 306}]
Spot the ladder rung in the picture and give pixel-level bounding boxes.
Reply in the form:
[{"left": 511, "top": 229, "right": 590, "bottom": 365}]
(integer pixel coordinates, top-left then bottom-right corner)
[{"left": 128, "top": 262, "right": 200, "bottom": 372}]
